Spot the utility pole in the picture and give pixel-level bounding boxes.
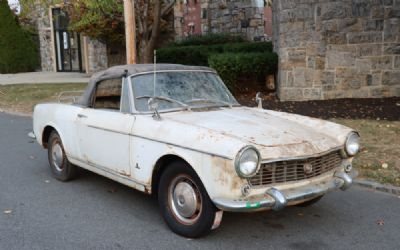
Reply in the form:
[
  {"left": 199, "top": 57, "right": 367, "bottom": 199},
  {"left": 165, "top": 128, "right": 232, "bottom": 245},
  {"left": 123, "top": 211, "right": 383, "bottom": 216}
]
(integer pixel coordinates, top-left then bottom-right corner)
[{"left": 124, "top": 0, "right": 137, "bottom": 64}]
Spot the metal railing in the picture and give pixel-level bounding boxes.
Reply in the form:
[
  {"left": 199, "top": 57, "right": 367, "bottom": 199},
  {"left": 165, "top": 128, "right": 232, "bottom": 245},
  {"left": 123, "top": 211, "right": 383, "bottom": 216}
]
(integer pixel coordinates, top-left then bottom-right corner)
[{"left": 58, "top": 91, "right": 84, "bottom": 104}]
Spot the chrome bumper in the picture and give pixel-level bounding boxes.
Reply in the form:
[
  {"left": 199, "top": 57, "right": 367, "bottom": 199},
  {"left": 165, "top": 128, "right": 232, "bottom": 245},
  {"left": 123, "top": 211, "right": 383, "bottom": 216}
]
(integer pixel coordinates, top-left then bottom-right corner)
[{"left": 213, "top": 170, "right": 355, "bottom": 212}]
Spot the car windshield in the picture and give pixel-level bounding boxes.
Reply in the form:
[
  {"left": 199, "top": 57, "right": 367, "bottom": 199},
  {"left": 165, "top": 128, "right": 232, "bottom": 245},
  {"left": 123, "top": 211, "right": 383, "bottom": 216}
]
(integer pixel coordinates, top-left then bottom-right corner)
[{"left": 131, "top": 71, "right": 239, "bottom": 112}]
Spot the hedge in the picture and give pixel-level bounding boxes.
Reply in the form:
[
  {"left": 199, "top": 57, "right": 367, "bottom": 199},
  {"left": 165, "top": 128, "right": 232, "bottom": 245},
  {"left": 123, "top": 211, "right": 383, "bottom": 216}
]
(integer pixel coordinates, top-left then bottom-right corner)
[
  {"left": 157, "top": 41, "right": 273, "bottom": 66},
  {"left": 157, "top": 45, "right": 219, "bottom": 66},
  {"left": 0, "top": 0, "right": 39, "bottom": 73},
  {"left": 169, "top": 33, "right": 245, "bottom": 47},
  {"left": 208, "top": 52, "right": 278, "bottom": 89}
]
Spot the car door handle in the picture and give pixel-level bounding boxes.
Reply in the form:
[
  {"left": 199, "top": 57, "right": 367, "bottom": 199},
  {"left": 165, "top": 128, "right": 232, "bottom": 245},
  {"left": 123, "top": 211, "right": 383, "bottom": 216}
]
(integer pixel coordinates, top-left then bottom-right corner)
[{"left": 77, "top": 114, "right": 88, "bottom": 119}]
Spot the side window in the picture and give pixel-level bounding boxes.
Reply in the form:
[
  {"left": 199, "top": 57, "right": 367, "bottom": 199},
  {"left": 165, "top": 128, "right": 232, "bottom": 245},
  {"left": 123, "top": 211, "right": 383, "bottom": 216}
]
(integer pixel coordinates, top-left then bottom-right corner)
[{"left": 93, "top": 78, "right": 122, "bottom": 110}]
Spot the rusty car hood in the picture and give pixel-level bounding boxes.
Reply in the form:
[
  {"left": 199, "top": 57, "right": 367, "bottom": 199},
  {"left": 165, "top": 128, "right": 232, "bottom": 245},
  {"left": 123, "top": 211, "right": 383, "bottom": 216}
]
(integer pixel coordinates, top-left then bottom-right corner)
[{"left": 162, "top": 107, "right": 353, "bottom": 160}]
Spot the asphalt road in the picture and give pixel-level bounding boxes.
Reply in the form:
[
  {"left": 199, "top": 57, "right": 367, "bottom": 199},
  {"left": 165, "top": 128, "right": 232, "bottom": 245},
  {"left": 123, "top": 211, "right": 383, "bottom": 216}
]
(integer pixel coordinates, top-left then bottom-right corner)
[{"left": 1, "top": 112, "right": 400, "bottom": 250}]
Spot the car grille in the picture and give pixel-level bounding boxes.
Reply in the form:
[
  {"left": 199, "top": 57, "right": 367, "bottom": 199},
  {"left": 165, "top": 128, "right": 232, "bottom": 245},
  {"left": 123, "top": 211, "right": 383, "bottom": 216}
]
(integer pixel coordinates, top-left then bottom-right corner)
[{"left": 248, "top": 151, "right": 343, "bottom": 187}]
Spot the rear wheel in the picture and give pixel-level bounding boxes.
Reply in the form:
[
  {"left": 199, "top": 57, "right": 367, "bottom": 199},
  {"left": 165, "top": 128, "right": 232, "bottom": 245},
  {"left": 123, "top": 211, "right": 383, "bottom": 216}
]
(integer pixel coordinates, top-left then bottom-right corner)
[
  {"left": 47, "top": 131, "right": 78, "bottom": 181},
  {"left": 158, "top": 161, "right": 219, "bottom": 238}
]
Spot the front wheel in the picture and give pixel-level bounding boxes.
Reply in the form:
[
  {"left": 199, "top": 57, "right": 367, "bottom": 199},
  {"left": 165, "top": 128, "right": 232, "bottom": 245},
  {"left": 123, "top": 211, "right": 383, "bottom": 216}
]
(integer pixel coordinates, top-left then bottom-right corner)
[{"left": 158, "top": 161, "right": 220, "bottom": 238}]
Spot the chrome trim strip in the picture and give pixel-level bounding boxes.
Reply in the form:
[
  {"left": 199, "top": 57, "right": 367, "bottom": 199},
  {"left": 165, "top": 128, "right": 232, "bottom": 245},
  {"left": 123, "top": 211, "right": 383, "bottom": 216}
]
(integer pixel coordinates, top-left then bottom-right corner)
[
  {"left": 87, "top": 125, "right": 130, "bottom": 136},
  {"left": 85, "top": 125, "right": 233, "bottom": 160},
  {"left": 260, "top": 146, "right": 343, "bottom": 164},
  {"left": 67, "top": 155, "right": 148, "bottom": 187},
  {"left": 130, "top": 134, "right": 233, "bottom": 160},
  {"left": 127, "top": 69, "right": 217, "bottom": 79},
  {"left": 249, "top": 167, "right": 340, "bottom": 190}
]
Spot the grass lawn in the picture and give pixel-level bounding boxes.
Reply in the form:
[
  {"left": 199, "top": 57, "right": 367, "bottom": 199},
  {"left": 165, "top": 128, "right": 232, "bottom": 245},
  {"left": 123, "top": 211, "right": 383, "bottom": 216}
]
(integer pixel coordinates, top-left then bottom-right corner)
[
  {"left": 0, "top": 83, "right": 399, "bottom": 186},
  {"left": 333, "top": 119, "right": 400, "bottom": 187},
  {"left": 0, "top": 83, "right": 87, "bottom": 114}
]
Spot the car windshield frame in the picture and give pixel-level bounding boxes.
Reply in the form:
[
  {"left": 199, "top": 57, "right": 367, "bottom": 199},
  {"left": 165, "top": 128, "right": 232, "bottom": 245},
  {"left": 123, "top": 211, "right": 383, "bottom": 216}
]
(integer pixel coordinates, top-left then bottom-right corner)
[{"left": 128, "top": 70, "right": 240, "bottom": 114}]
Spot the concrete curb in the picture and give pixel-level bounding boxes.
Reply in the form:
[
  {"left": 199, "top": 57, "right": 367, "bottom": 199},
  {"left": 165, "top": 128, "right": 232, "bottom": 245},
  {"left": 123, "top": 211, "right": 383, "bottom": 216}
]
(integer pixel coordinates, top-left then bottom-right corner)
[
  {"left": 354, "top": 179, "right": 400, "bottom": 196},
  {"left": 0, "top": 109, "right": 32, "bottom": 117}
]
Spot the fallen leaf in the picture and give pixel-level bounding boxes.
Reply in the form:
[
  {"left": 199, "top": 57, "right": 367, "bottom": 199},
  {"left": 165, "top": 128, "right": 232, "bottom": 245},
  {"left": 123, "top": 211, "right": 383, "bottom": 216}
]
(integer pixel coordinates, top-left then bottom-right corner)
[
  {"left": 4, "top": 210, "right": 12, "bottom": 214},
  {"left": 376, "top": 219, "right": 384, "bottom": 226}
]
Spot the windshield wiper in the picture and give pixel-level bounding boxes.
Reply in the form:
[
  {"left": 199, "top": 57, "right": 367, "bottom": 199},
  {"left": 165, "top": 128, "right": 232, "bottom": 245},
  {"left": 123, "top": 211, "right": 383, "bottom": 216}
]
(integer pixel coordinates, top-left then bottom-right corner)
[
  {"left": 185, "top": 98, "right": 234, "bottom": 108},
  {"left": 136, "top": 95, "right": 191, "bottom": 110}
]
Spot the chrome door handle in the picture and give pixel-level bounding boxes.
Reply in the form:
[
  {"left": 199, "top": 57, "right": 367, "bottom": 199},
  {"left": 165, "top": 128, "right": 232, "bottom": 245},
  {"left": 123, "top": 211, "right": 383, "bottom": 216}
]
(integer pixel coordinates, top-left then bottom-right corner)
[{"left": 77, "top": 114, "right": 87, "bottom": 118}]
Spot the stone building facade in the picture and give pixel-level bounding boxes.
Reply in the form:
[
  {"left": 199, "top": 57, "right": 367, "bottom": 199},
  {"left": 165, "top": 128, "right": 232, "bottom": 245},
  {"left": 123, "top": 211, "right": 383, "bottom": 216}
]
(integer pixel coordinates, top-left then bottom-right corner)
[
  {"left": 273, "top": 0, "right": 400, "bottom": 101},
  {"left": 36, "top": 5, "right": 108, "bottom": 73},
  {"left": 175, "top": 0, "right": 273, "bottom": 41}
]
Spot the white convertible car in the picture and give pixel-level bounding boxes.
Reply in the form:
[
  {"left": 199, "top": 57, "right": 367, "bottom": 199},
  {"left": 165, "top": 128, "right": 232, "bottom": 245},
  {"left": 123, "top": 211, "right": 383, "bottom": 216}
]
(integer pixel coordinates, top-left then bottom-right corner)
[{"left": 32, "top": 64, "right": 359, "bottom": 238}]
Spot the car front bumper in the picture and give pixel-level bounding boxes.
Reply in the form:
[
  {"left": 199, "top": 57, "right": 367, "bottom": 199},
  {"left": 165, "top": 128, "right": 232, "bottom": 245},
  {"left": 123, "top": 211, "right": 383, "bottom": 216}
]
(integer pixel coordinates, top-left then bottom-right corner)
[{"left": 212, "top": 170, "right": 355, "bottom": 212}]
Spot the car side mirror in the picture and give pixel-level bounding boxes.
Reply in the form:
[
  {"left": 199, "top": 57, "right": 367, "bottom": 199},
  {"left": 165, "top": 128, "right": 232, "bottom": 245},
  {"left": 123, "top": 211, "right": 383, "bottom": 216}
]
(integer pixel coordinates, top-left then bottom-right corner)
[
  {"left": 148, "top": 97, "right": 162, "bottom": 120},
  {"left": 256, "top": 92, "right": 263, "bottom": 109}
]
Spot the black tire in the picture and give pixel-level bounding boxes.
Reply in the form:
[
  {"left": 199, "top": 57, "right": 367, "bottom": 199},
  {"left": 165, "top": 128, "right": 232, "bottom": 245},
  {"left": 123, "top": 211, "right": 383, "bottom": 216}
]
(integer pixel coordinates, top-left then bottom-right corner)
[
  {"left": 158, "top": 161, "right": 218, "bottom": 238},
  {"left": 296, "top": 195, "right": 323, "bottom": 207},
  {"left": 47, "top": 131, "right": 78, "bottom": 182}
]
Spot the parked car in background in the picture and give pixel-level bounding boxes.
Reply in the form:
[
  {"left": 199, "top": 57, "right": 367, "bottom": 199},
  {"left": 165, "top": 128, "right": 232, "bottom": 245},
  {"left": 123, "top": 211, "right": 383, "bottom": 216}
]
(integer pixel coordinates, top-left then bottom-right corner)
[{"left": 32, "top": 64, "right": 359, "bottom": 238}]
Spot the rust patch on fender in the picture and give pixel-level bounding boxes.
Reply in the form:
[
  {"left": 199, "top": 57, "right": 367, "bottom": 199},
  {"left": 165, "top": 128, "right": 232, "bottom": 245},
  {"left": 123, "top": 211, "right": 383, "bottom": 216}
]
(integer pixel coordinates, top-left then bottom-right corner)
[{"left": 211, "top": 156, "right": 245, "bottom": 193}]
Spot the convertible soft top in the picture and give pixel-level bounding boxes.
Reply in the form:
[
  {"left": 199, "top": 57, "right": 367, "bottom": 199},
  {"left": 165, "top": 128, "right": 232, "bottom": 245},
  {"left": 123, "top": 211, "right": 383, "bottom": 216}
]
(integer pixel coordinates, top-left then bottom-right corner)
[{"left": 78, "top": 64, "right": 215, "bottom": 107}]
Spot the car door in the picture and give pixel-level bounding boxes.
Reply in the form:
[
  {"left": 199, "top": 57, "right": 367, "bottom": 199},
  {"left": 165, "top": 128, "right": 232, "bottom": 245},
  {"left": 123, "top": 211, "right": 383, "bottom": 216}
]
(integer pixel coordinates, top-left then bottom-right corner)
[{"left": 76, "top": 77, "right": 134, "bottom": 176}]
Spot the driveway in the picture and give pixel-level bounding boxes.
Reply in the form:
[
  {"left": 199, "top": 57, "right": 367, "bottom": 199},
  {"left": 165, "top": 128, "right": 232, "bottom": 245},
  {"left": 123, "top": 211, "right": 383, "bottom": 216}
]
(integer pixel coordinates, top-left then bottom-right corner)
[
  {"left": 0, "top": 113, "right": 399, "bottom": 250},
  {"left": 0, "top": 72, "right": 89, "bottom": 85}
]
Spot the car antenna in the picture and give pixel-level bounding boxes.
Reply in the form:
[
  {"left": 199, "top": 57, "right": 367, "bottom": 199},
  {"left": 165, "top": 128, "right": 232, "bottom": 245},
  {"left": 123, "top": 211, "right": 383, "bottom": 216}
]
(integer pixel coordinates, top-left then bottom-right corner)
[
  {"left": 153, "top": 50, "right": 157, "bottom": 97},
  {"left": 149, "top": 50, "right": 162, "bottom": 121}
]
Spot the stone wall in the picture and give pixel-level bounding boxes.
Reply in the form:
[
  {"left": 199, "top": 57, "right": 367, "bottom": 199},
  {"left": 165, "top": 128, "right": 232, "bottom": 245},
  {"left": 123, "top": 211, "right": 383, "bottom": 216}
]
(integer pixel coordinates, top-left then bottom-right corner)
[
  {"left": 175, "top": 0, "right": 268, "bottom": 41},
  {"left": 87, "top": 38, "right": 108, "bottom": 73},
  {"left": 36, "top": 5, "right": 54, "bottom": 72},
  {"left": 273, "top": 0, "right": 400, "bottom": 101}
]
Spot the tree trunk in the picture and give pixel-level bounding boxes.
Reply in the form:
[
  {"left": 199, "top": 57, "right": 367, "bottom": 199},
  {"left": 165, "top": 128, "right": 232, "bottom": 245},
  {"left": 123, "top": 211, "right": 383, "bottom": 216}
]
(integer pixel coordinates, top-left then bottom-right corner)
[{"left": 137, "top": 0, "right": 161, "bottom": 63}]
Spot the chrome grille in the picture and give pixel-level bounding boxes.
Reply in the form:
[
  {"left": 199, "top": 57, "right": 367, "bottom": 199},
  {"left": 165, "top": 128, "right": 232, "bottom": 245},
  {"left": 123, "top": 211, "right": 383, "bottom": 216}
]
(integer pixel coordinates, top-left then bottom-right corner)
[{"left": 249, "top": 151, "right": 343, "bottom": 187}]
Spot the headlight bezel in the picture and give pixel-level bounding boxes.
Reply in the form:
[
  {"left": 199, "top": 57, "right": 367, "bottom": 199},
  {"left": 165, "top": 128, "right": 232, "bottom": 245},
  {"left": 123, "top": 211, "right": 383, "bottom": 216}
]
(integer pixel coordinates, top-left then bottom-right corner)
[
  {"left": 344, "top": 132, "right": 360, "bottom": 157},
  {"left": 234, "top": 145, "right": 261, "bottom": 178}
]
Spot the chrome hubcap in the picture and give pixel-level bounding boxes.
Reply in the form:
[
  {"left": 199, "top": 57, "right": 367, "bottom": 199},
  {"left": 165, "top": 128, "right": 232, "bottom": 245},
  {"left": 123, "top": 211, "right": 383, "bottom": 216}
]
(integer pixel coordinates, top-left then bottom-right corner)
[
  {"left": 169, "top": 176, "right": 202, "bottom": 225},
  {"left": 52, "top": 142, "right": 64, "bottom": 171}
]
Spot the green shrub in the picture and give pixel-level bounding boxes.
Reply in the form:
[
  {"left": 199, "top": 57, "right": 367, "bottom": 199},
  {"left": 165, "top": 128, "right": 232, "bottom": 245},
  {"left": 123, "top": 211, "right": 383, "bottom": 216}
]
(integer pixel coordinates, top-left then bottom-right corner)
[
  {"left": 157, "top": 41, "right": 273, "bottom": 66},
  {"left": 223, "top": 41, "right": 273, "bottom": 53},
  {"left": 208, "top": 52, "right": 278, "bottom": 89},
  {"left": 157, "top": 45, "right": 214, "bottom": 66},
  {"left": 169, "top": 33, "right": 245, "bottom": 47},
  {"left": 0, "top": 0, "right": 39, "bottom": 73}
]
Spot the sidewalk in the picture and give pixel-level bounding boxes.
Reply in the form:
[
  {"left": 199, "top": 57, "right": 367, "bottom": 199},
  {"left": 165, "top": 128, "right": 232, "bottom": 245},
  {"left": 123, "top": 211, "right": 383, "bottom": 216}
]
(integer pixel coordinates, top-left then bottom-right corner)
[{"left": 0, "top": 72, "right": 90, "bottom": 85}]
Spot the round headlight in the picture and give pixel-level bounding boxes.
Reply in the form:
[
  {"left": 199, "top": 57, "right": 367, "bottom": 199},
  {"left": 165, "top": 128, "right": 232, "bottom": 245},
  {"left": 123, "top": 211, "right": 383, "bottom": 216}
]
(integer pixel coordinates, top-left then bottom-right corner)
[
  {"left": 235, "top": 146, "right": 261, "bottom": 178},
  {"left": 345, "top": 132, "right": 360, "bottom": 156}
]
